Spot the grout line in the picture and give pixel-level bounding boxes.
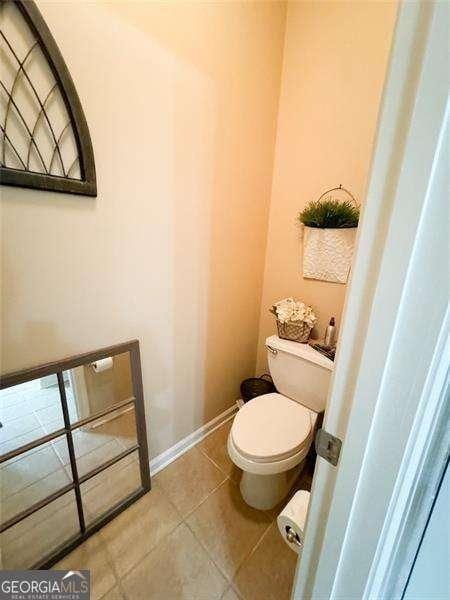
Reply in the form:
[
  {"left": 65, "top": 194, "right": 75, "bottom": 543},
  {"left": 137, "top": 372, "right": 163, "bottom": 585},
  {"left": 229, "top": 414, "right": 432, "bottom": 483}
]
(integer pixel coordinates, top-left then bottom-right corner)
[
  {"left": 181, "top": 475, "right": 264, "bottom": 586},
  {"left": 101, "top": 484, "right": 184, "bottom": 584},
  {"left": 79, "top": 527, "right": 127, "bottom": 600},
  {"left": 180, "top": 476, "right": 230, "bottom": 521},
  {"left": 199, "top": 446, "right": 229, "bottom": 477},
  {"left": 149, "top": 421, "right": 244, "bottom": 584},
  {"left": 232, "top": 517, "right": 273, "bottom": 585},
  {"left": 198, "top": 448, "right": 232, "bottom": 481},
  {"left": 115, "top": 521, "right": 187, "bottom": 585},
  {"left": 183, "top": 514, "right": 231, "bottom": 584},
  {"left": 98, "top": 530, "right": 127, "bottom": 595},
  {"left": 220, "top": 585, "right": 245, "bottom": 600},
  {"left": 196, "top": 419, "right": 240, "bottom": 482},
  {"left": 231, "top": 518, "right": 275, "bottom": 587},
  {"left": 228, "top": 583, "right": 245, "bottom": 600}
]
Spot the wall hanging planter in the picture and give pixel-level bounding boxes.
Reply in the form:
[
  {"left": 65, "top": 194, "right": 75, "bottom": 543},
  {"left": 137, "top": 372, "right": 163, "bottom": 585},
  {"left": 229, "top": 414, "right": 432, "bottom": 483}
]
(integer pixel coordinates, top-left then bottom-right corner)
[
  {"left": 299, "top": 185, "right": 359, "bottom": 284},
  {"left": 303, "top": 226, "right": 357, "bottom": 283},
  {"left": 0, "top": 0, "right": 96, "bottom": 196}
]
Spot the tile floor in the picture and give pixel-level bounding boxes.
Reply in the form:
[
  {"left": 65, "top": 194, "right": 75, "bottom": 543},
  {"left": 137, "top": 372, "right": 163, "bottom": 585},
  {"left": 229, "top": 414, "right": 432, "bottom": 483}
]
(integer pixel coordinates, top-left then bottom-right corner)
[{"left": 51, "top": 418, "right": 313, "bottom": 600}]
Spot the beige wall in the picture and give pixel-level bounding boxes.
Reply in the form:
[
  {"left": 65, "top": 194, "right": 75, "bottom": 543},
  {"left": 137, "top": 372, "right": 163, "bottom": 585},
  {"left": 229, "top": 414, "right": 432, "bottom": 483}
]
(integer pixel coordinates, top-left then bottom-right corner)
[
  {"left": 256, "top": 1, "right": 397, "bottom": 373},
  {"left": 0, "top": 1, "right": 286, "bottom": 457}
]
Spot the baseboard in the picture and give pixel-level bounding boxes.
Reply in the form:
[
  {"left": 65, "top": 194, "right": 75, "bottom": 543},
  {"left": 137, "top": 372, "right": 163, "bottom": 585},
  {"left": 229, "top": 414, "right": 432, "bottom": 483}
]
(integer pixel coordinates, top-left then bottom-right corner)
[{"left": 149, "top": 403, "right": 238, "bottom": 476}]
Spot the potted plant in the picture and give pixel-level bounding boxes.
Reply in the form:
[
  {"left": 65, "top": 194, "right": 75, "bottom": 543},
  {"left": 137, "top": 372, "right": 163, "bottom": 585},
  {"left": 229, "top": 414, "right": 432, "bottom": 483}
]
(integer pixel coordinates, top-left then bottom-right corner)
[
  {"left": 270, "top": 297, "right": 317, "bottom": 343},
  {"left": 299, "top": 187, "right": 360, "bottom": 283}
]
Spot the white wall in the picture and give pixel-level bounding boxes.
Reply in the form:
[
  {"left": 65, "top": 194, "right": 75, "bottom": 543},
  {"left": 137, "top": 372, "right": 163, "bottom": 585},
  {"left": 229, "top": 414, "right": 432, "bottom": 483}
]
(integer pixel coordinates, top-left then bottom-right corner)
[{"left": 0, "top": 1, "right": 286, "bottom": 458}]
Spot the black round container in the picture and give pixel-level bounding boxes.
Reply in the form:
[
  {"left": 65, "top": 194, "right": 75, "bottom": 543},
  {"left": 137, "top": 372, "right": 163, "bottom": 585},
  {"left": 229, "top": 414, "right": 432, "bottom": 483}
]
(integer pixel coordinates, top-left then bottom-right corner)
[{"left": 240, "top": 375, "right": 276, "bottom": 403}]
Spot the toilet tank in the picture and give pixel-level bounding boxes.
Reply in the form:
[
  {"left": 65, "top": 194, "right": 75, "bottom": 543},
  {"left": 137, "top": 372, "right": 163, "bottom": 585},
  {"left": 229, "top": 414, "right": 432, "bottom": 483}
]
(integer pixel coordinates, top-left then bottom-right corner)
[{"left": 266, "top": 335, "right": 333, "bottom": 413}]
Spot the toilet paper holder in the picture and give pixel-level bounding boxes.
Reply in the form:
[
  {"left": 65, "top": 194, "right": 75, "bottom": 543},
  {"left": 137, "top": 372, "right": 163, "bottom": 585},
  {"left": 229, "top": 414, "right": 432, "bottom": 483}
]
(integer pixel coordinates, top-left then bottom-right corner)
[{"left": 285, "top": 525, "right": 303, "bottom": 549}]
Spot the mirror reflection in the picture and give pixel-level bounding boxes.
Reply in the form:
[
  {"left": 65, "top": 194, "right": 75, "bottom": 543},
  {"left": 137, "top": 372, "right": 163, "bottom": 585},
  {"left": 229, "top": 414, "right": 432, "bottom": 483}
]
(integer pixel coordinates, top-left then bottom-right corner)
[
  {"left": 65, "top": 351, "right": 134, "bottom": 423},
  {"left": 54, "top": 405, "right": 138, "bottom": 478},
  {"left": 1, "top": 491, "right": 79, "bottom": 569},
  {"left": 0, "top": 344, "right": 148, "bottom": 569},
  {"left": 0, "top": 375, "right": 71, "bottom": 455}
]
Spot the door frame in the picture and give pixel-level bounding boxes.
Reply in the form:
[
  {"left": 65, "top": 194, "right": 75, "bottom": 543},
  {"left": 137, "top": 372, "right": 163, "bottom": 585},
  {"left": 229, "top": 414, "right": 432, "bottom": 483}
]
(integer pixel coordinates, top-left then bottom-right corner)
[{"left": 292, "top": 1, "right": 449, "bottom": 598}]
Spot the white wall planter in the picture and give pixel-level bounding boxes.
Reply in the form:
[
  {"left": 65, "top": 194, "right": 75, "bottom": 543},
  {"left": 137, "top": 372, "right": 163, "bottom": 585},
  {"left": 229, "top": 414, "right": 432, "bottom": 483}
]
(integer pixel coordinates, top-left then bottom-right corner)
[{"left": 302, "top": 226, "right": 357, "bottom": 284}]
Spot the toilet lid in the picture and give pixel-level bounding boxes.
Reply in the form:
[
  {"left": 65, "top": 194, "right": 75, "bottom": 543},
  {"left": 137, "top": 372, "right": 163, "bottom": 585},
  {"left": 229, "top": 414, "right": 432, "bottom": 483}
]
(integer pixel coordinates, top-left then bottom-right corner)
[{"left": 231, "top": 393, "right": 313, "bottom": 463}]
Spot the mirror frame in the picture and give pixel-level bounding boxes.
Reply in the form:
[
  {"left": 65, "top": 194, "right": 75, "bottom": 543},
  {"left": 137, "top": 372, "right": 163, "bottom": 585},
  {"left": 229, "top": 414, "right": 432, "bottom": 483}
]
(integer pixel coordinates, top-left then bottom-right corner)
[{"left": 0, "top": 339, "right": 150, "bottom": 568}]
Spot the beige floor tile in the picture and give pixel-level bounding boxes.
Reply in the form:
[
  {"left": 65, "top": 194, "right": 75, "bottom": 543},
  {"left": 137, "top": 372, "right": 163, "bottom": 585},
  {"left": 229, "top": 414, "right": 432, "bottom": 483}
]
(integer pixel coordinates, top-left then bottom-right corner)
[
  {"left": 199, "top": 420, "right": 242, "bottom": 483},
  {"left": 155, "top": 447, "right": 226, "bottom": 517},
  {"left": 100, "top": 482, "right": 181, "bottom": 577},
  {"left": 121, "top": 523, "right": 227, "bottom": 600},
  {"left": 82, "top": 458, "right": 142, "bottom": 524},
  {"left": 54, "top": 534, "right": 116, "bottom": 600},
  {"left": 233, "top": 521, "right": 297, "bottom": 600},
  {"left": 186, "top": 479, "right": 272, "bottom": 580}
]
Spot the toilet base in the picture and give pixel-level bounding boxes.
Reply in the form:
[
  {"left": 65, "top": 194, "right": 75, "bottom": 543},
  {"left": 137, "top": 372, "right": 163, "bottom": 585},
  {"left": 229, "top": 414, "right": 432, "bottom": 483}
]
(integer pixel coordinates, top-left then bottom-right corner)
[{"left": 239, "top": 460, "right": 305, "bottom": 510}]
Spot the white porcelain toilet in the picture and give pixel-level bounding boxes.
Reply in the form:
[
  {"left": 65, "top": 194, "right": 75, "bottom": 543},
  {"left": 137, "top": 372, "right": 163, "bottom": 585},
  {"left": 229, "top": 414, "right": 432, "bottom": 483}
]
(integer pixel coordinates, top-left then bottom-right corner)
[{"left": 228, "top": 335, "right": 333, "bottom": 510}]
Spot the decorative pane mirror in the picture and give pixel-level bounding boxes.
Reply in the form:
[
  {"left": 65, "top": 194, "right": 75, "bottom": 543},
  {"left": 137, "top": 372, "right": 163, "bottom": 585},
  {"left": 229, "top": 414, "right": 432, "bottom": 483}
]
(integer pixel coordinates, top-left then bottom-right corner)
[{"left": 0, "top": 340, "right": 150, "bottom": 569}]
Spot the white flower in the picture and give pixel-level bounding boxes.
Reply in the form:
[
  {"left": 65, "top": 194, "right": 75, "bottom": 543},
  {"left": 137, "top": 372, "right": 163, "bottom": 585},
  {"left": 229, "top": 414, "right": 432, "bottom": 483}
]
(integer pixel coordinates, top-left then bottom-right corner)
[
  {"left": 273, "top": 297, "right": 316, "bottom": 326},
  {"left": 273, "top": 298, "right": 295, "bottom": 323}
]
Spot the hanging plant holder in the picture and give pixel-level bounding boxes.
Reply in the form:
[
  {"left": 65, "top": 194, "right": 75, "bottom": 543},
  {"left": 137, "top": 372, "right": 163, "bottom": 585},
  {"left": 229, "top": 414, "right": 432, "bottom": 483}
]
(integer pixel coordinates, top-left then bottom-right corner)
[
  {"left": 301, "top": 185, "right": 359, "bottom": 284},
  {"left": 303, "top": 226, "right": 357, "bottom": 283}
]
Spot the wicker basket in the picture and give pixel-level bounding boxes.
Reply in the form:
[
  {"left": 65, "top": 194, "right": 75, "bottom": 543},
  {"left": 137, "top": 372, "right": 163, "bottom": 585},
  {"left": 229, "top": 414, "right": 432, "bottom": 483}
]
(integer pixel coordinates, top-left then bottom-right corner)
[{"left": 276, "top": 319, "right": 312, "bottom": 343}]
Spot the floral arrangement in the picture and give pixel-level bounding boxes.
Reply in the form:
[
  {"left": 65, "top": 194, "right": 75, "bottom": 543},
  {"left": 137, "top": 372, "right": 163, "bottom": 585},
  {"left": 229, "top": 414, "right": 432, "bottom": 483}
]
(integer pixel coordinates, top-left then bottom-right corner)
[{"left": 270, "top": 297, "right": 317, "bottom": 327}]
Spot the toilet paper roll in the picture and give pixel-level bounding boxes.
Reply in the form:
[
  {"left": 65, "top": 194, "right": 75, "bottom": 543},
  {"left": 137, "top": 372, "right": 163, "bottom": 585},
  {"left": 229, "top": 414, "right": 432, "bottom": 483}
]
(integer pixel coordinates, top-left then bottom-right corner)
[
  {"left": 277, "top": 490, "right": 310, "bottom": 554},
  {"left": 91, "top": 357, "right": 113, "bottom": 373}
]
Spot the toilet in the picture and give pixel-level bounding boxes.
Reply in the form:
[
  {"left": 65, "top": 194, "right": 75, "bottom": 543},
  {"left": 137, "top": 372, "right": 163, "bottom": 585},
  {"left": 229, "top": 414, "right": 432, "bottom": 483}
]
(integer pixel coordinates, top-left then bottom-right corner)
[{"left": 228, "top": 335, "right": 333, "bottom": 510}]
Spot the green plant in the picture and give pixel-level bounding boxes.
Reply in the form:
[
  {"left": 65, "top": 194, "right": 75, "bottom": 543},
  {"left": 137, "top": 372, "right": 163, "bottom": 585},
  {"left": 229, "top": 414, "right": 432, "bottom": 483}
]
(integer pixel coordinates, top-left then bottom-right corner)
[{"left": 299, "top": 197, "right": 359, "bottom": 228}]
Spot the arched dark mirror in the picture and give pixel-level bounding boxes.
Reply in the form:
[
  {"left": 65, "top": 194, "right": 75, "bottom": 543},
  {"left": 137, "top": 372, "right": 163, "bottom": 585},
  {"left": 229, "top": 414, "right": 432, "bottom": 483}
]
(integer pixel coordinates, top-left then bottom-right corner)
[{"left": 0, "top": 0, "right": 96, "bottom": 196}]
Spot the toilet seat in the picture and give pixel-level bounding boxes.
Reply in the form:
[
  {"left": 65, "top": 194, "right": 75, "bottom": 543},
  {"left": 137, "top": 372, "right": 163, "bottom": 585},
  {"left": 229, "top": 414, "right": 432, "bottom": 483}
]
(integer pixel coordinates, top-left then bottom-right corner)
[{"left": 230, "top": 393, "right": 314, "bottom": 464}]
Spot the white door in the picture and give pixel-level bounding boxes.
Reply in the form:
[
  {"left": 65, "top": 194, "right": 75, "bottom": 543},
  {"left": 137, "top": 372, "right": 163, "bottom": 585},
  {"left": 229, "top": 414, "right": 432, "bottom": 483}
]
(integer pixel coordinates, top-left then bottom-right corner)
[
  {"left": 403, "top": 461, "right": 449, "bottom": 600},
  {"left": 293, "top": 2, "right": 449, "bottom": 598}
]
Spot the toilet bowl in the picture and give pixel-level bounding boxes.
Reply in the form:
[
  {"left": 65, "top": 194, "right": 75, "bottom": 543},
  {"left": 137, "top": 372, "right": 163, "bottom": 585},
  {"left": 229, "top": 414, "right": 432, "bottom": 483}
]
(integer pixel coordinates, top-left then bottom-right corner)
[{"left": 228, "top": 335, "right": 333, "bottom": 509}]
